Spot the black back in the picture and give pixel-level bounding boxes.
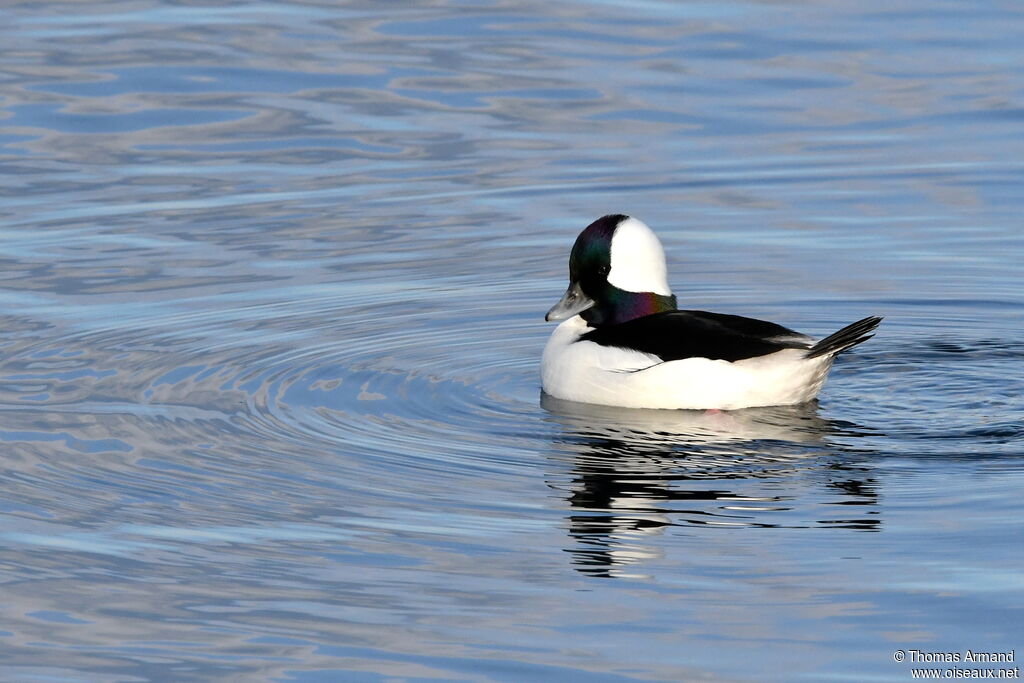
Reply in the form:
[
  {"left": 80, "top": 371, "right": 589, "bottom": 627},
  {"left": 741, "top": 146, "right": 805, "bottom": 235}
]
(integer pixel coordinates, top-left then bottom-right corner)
[{"left": 579, "top": 309, "right": 811, "bottom": 363}]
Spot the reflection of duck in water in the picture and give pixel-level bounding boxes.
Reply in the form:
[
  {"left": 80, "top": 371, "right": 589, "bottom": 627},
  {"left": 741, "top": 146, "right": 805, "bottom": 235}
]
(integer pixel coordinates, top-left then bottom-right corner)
[
  {"left": 541, "top": 396, "right": 881, "bottom": 577},
  {"left": 541, "top": 393, "right": 836, "bottom": 445},
  {"left": 542, "top": 215, "right": 881, "bottom": 410}
]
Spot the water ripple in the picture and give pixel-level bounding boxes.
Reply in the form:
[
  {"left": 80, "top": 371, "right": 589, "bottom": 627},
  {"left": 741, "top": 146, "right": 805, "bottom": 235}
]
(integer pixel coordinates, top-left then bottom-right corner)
[{"left": 1, "top": 0, "right": 1023, "bottom": 679}]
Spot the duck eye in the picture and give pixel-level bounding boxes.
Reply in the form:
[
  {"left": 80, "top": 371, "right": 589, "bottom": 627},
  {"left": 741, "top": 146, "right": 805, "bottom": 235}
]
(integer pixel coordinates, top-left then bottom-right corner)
[{"left": 598, "top": 265, "right": 610, "bottom": 276}]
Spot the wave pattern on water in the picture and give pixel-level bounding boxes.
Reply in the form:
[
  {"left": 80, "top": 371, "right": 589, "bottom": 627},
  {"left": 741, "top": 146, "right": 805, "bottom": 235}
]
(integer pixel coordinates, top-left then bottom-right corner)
[{"left": 0, "top": 0, "right": 1023, "bottom": 680}]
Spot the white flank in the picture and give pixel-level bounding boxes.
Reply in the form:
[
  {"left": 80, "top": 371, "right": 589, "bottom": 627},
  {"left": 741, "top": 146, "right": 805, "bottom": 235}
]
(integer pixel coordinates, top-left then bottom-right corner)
[
  {"left": 541, "top": 316, "right": 834, "bottom": 410},
  {"left": 606, "top": 217, "right": 672, "bottom": 295}
]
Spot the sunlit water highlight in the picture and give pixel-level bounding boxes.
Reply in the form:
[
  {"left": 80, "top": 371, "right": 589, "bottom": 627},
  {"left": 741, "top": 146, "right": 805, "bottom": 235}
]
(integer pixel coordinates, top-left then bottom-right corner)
[{"left": 1, "top": 1, "right": 1022, "bottom": 681}]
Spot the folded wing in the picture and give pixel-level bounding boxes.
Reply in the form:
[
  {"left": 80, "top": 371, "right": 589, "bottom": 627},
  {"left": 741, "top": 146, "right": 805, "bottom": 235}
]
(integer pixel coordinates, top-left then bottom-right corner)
[{"left": 578, "top": 309, "right": 814, "bottom": 363}]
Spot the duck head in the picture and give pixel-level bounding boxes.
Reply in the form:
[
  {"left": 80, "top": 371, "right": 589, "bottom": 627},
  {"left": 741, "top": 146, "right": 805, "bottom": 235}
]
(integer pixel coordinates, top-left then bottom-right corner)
[{"left": 546, "top": 214, "right": 678, "bottom": 327}]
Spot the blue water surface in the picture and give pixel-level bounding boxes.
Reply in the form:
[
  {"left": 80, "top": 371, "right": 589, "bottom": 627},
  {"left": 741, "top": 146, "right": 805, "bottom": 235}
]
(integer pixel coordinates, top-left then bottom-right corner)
[{"left": 0, "top": 1, "right": 1022, "bottom": 681}]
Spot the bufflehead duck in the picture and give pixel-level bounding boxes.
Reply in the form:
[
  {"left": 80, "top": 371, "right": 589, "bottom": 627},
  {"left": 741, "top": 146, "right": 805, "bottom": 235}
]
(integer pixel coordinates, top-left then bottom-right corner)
[{"left": 541, "top": 214, "right": 881, "bottom": 410}]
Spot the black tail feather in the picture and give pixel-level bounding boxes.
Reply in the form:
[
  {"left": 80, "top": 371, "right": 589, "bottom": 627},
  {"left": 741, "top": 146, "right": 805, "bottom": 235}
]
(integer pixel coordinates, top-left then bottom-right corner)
[{"left": 805, "top": 316, "right": 882, "bottom": 359}]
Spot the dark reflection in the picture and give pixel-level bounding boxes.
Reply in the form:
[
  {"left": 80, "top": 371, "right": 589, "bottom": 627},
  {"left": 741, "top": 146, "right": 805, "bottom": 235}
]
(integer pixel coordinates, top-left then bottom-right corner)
[{"left": 541, "top": 394, "right": 881, "bottom": 578}]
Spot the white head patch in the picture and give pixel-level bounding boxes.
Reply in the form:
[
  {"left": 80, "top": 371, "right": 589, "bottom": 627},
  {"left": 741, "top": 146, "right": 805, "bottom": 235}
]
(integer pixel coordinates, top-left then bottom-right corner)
[{"left": 607, "top": 217, "right": 672, "bottom": 296}]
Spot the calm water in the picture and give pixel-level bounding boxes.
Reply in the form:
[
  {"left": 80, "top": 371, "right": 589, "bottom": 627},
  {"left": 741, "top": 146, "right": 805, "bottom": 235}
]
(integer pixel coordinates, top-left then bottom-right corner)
[{"left": 1, "top": 1, "right": 1022, "bottom": 681}]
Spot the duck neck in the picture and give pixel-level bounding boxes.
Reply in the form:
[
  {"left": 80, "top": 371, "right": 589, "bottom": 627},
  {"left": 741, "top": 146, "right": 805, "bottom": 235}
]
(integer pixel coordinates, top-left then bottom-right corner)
[{"left": 581, "top": 288, "right": 677, "bottom": 327}]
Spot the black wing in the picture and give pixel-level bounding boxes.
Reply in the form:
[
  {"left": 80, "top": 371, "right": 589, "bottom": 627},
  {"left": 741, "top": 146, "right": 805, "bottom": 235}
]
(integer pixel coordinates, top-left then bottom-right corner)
[{"left": 578, "top": 309, "right": 812, "bottom": 363}]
